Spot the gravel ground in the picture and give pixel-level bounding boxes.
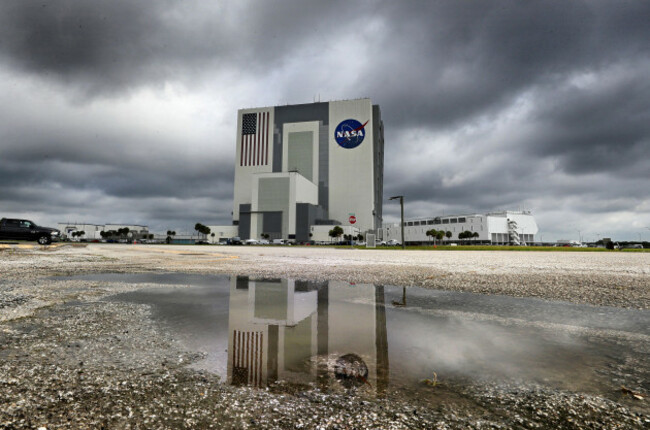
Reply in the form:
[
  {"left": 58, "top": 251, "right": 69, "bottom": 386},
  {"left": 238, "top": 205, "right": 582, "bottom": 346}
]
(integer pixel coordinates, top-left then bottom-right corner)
[{"left": 1, "top": 244, "right": 648, "bottom": 429}]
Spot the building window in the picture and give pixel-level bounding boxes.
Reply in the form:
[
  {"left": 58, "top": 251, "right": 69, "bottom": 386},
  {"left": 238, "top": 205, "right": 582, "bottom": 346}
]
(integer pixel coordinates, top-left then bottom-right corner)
[
  {"left": 458, "top": 217, "right": 466, "bottom": 223},
  {"left": 442, "top": 219, "right": 449, "bottom": 224},
  {"left": 427, "top": 220, "right": 434, "bottom": 225},
  {"left": 450, "top": 218, "right": 457, "bottom": 223}
]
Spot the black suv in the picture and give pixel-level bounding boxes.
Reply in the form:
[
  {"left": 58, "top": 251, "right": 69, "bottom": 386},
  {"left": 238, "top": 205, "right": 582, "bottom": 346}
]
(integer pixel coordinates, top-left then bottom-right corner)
[{"left": 0, "top": 218, "right": 61, "bottom": 245}]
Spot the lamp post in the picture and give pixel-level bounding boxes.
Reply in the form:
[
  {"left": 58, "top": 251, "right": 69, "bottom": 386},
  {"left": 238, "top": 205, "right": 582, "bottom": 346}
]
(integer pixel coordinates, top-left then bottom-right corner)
[{"left": 389, "top": 195, "right": 405, "bottom": 250}]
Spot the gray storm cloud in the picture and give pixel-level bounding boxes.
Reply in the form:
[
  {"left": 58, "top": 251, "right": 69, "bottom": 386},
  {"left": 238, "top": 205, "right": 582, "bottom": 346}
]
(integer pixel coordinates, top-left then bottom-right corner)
[{"left": 0, "top": 0, "right": 649, "bottom": 239}]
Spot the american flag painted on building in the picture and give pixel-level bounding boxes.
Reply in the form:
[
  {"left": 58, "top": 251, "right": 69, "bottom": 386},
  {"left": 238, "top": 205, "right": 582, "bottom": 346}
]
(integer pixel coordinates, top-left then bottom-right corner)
[
  {"left": 240, "top": 112, "right": 270, "bottom": 167},
  {"left": 231, "top": 330, "right": 264, "bottom": 386}
]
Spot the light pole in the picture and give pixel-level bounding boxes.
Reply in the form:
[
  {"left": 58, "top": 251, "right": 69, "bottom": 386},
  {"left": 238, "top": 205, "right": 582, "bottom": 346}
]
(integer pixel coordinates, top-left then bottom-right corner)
[{"left": 389, "top": 195, "right": 405, "bottom": 250}]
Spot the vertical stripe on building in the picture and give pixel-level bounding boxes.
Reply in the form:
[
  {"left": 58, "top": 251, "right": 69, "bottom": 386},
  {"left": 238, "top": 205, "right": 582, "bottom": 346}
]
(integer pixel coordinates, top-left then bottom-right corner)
[
  {"left": 265, "top": 112, "right": 269, "bottom": 165},
  {"left": 240, "top": 112, "right": 270, "bottom": 167}
]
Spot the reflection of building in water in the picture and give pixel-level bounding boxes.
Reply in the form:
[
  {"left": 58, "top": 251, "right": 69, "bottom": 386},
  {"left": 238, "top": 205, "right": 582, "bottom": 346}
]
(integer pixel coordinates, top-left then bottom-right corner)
[{"left": 227, "top": 276, "right": 389, "bottom": 393}]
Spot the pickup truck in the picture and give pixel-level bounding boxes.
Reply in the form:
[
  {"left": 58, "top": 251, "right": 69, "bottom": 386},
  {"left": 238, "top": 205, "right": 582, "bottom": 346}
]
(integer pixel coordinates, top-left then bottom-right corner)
[{"left": 0, "top": 218, "right": 61, "bottom": 245}]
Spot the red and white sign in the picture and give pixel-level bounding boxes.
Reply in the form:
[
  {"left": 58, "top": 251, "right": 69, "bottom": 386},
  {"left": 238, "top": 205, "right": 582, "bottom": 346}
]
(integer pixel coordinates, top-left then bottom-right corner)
[{"left": 349, "top": 215, "right": 357, "bottom": 224}]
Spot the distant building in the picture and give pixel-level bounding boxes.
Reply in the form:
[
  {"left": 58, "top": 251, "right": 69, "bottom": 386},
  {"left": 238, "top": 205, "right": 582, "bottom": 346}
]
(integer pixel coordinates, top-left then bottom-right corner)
[
  {"left": 227, "top": 98, "right": 384, "bottom": 242},
  {"left": 57, "top": 222, "right": 149, "bottom": 240},
  {"left": 206, "top": 225, "right": 239, "bottom": 243},
  {"left": 382, "top": 210, "right": 538, "bottom": 245}
]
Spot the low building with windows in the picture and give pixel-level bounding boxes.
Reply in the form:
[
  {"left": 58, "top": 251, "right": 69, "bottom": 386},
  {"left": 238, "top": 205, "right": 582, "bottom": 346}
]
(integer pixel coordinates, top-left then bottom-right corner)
[
  {"left": 381, "top": 210, "right": 538, "bottom": 245},
  {"left": 57, "top": 222, "right": 149, "bottom": 240}
]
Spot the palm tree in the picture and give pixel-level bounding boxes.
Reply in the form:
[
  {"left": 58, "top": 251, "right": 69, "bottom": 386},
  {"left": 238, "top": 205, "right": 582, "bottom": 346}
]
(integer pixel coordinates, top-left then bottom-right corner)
[
  {"left": 426, "top": 229, "right": 438, "bottom": 245},
  {"left": 445, "top": 231, "right": 452, "bottom": 241},
  {"left": 194, "top": 223, "right": 211, "bottom": 240},
  {"left": 166, "top": 230, "right": 176, "bottom": 244}
]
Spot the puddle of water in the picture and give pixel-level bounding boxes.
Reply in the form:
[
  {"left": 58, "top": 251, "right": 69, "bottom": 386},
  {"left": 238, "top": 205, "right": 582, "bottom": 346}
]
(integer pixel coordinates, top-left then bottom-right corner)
[{"left": 63, "top": 273, "right": 649, "bottom": 399}]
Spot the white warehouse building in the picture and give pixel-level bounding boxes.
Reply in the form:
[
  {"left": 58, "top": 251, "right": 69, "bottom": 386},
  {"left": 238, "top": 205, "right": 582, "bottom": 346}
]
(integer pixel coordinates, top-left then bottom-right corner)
[
  {"left": 229, "top": 98, "right": 384, "bottom": 242},
  {"left": 382, "top": 210, "right": 539, "bottom": 245},
  {"left": 57, "top": 222, "right": 149, "bottom": 240}
]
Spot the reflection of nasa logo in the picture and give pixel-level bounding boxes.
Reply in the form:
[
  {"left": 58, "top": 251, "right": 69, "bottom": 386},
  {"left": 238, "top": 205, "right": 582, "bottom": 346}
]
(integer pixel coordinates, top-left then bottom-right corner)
[{"left": 334, "top": 119, "right": 368, "bottom": 149}]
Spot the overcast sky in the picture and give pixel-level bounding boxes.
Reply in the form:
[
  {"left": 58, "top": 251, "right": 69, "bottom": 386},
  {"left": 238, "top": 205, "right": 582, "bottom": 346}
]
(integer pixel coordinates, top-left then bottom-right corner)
[{"left": 1, "top": 0, "right": 649, "bottom": 241}]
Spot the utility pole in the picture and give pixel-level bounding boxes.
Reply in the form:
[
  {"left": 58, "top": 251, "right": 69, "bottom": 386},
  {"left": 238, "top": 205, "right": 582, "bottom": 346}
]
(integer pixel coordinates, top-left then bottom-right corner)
[{"left": 389, "top": 195, "right": 405, "bottom": 250}]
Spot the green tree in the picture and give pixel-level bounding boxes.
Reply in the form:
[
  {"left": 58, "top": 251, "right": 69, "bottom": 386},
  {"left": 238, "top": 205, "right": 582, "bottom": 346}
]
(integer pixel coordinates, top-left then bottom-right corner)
[
  {"left": 459, "top": 230, "right": 473, "bottom": 244},
  {"left": 329, "top": 226, "right": 344, "bottom": 242},
  {"left": 445, "top": 231, "right": 452, "bottom": 240},
  {"left": 116, "top": 227, "right": 130, "bottom": 239},
  {"left": 436, "top": 231, "right": 444, "bottom": 241},
  {"left": 71, "top": 231, "right": 86, "bottom": 241}
]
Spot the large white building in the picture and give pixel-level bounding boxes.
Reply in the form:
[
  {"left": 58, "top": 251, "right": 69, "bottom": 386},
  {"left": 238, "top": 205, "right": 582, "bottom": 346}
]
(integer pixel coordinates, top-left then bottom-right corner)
[
  {"left": 231, "top": 99, "right": 384, "bottom": 242},
  {"left": 382, "top": 210, "right": 539, "bottom": 245}
]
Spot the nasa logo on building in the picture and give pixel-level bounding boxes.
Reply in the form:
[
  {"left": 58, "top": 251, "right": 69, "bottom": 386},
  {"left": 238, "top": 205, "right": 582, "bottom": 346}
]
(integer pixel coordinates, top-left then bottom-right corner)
[{"left": 334, "top": 119, "right": 368, "bottom": 149}]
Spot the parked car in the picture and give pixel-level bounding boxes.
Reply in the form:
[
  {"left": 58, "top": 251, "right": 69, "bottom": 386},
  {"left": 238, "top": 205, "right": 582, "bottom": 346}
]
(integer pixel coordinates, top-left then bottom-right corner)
[
  {"left": 244, "top": 239, "right": 259, "bottom": 245},
  {"left": 0, "top": 218, "right": 61, "bottom": 245},
  {"left": 228, "top": 237, "right": 243, "bottom": 245},
  {"left": 386, "top": 239, "right": 401, "bottom": 246}
]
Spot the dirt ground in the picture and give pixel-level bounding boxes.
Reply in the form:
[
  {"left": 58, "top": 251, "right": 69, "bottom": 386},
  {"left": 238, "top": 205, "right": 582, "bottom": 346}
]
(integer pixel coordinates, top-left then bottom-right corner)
[{"left": 1, "top": 244, "right": 648, "bottom": 429}]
